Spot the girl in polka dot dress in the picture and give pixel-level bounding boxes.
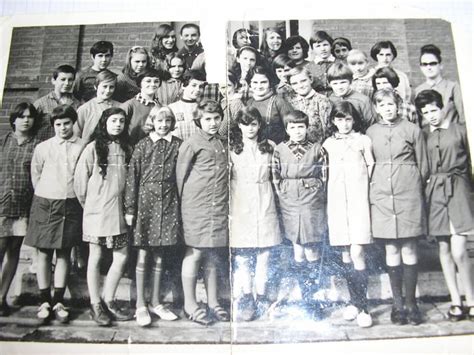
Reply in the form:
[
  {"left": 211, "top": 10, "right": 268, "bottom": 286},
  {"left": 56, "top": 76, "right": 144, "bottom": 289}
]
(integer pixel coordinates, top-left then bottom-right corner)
[{"left": 125, "top": 106, "right": 182, "bottom": 327}]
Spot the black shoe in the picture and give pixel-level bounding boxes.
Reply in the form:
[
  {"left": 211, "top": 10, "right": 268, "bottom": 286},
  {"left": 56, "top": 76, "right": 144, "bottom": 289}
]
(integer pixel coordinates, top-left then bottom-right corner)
[
  {"left": 209, "top": 305, "right": 230, "bottom": 322},
  {"left": 307, "top": 300, "right": 324, "bottom": 321},
  {"left": 103, "top": 300, "right": 132, "bottom": 321},
  {"left": 90, "top": 303, "right": 112, "bottom": 326},
  {"left": 183, "top": 306, "right": 214, "bottom": 326},
  {"left": 390, "top": 307, "right": 407, "bottom": 325},
  {"left": 235, "top": 294, "right": 256, "bottom": 322},
  {"left": 447, "top": 305, "right": 464, "bottom": 322},
  {"left": 255, "top": 294, "right": 272, "bottom": 319},
  {"left": 407, "top": 306, "right": 423, "bottom": 325},
  {"left": 0, "top": 302, "right": 10, "bottom": 317},
  {"left": 466, "top": 306, "right": 474, "bottom": 321}
]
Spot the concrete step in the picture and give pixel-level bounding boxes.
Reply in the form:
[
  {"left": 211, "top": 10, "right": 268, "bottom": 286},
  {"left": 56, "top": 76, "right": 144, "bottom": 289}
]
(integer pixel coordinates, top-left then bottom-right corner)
[
  {"left": 10, "top": 264, "right": 462, "bottom": 306},
  {"left": 9, "top": 240, "right": 473, "bottom": 305}
]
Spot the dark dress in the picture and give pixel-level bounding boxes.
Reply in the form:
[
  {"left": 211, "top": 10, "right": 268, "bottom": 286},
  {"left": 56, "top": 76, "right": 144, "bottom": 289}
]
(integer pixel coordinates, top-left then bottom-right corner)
[
  {"left": 246, "top": 93, "right": 293, "bottom": 145},
  {"left": 366, "top": 118, "right": 429, "bottom": 239},
  {"left": 425, "top": 123, "right": 474, "bottom": 235},
  {"left": 125, "top": 135, "right": 182, "bottom": 247},
  {"left": 272, "top": 140, "right": 327, "bottom": 244},
  {"left": 176, "top": 130, "right": 228, "bottom": 248}
]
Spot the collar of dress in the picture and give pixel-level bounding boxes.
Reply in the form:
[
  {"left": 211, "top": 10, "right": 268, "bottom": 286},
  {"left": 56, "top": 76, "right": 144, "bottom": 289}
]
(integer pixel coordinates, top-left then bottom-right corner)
[
  {"left": 430, "top": 118, "right": 450, "bottom": 132},
  {"left": 135, "top": 93, "right": 159, "bottom": 106},
  {"left": 149, "top": 131, "right": 173, "bottom": 142},
  {"left": 252, "top": 90, "right": 274, "bottom": 102},
  {"left": 313, "top": 55, "right": 335, "bottom": 64},
  {"left": 55, "top": 135, "right": 79, "bottom": 144}
]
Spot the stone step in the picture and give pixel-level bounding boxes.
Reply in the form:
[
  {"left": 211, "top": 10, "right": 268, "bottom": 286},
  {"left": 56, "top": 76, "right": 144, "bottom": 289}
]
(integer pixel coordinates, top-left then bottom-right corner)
[
  {"left": 10, "top": 240, "right": 473, "bottom": 305},
  {"left": 10, "top": 263, "right": 463, "bottom": 306}
]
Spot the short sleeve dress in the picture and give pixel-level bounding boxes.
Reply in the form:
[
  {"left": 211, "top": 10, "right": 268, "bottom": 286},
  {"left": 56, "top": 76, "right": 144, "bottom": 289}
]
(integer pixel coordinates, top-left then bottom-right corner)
[
  {"left": 322, "top": 132, "right": 374, "bottom": 246},
  {"left": 0, "top": 133, "right": 39, "bottom": 237}
]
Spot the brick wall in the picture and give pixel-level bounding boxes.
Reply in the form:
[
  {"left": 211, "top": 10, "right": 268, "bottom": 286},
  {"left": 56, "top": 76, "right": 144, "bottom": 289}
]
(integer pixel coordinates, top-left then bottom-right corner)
[
  {"left": 299, "top": 18, "right": 458, "bottom": 88},
  {"left": 404, "top": 19, "right": 458, "bottom": 86},
  {"left": 0, "top": 27, "right": 46, "bottom": 132}
]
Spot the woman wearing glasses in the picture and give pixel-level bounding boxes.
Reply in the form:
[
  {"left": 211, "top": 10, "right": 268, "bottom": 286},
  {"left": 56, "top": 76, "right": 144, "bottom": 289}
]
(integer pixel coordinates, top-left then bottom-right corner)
[{"left": 414, "top": 44, "right": 465, "bottom": 127}]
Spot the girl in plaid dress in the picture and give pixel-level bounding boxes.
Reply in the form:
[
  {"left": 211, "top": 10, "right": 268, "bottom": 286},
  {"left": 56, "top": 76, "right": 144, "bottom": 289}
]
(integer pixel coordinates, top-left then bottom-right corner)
[
  {"left": 0, "top": 103, "right": 41, "bottom": 316},
  {"left": 287, "top": 66, "right": 332, "bottom": 144}
]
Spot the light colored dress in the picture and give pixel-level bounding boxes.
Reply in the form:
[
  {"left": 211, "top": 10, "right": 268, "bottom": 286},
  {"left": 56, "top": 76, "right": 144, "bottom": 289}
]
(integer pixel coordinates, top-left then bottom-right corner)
[
  {"left": 323, "top": 132, "right": 374, "bottom": 246},
  {"left": 230, "top": 139, "right": 282, "bottom": 248},
  {"left": 25, "top": 136, "right": 83, "bottom": 249},
  {"left": 74, "top": 97, "right": 120, "bottom": 143},
  {"left": 74, "top": 141, "right": 128, "bottom": 238}
]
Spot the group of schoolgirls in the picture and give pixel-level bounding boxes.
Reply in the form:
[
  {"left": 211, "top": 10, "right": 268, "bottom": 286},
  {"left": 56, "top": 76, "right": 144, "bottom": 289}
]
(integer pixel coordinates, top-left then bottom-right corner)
[
  {"left": 227, "top": 27, "right": 473, "bottom": 328},
  {"left": 0, "top": 24, "right": 232, "bottom": 328},
  {"left": 0, "top": 24, "right": 473, "bottom": 333}
]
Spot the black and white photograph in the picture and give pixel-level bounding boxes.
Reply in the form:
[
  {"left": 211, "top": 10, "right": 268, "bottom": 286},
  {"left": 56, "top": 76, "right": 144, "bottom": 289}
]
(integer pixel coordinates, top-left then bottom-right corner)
[
  {"left": 0, "top": 1, "right": 473, "bottom": 354},
  {"left": 226, "top": 17, "right": 474, "bottom": 344},
  {"left": 0, "top": 17, "right": 234, "bottom": 345}
]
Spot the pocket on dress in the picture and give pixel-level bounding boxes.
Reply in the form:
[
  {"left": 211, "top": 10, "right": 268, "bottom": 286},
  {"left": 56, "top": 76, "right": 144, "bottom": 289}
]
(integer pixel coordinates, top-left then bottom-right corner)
[
  {"left": 304, "top": 179, "right": 322, "bottom": 192},
  {"left": 0, "top": 192, "right": 11, "bottom": 205},
  {"left": 279, "top": 180, "right": 288, "bottom": 194},
  {"left": 368, "top": 181, "right": 378, "bottom": 204},
  {"left": 32, "top": 197, "right": 51, "bottom": 224}
]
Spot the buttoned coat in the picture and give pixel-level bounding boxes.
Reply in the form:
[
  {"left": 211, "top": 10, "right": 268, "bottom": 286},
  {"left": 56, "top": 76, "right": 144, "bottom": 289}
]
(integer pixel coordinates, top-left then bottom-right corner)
[
  {"left": 366, "top": 119, "right": 429, "bottom": 239},
  {"left": 323, "top": 132, "right": 374, "bottom": 246},
  {"left": 176, "top": 130, "right": 228, "bottom": 248},
  {"left": 125, "top": 135, "right": 182, "bottom": 246},
  {"left": 74, "top": 141, "right": 128, "bottom": 237},
  {"left": 272, "top": 140, "right": 327, "bottom": 244},
  {"left": 230, "top": 140, "right": 282, "bottom": 248},
  {"left": 425, "top": 123, "right": 474, "bottom": 235}
]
